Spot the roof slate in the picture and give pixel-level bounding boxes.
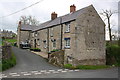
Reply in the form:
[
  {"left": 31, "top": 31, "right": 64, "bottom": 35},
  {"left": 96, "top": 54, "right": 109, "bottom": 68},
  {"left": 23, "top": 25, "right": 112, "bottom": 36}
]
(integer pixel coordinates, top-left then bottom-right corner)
[{"left": 20, "top": 5, "right": 92, "bottom": 32}]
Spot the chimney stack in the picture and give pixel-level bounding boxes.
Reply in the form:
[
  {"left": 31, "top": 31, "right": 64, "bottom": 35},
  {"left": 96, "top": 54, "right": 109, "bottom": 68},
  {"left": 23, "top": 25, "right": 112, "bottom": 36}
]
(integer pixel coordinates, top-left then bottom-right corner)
[
  {"left": 18, "top": 21, "right": 21, "bottom": 27},
  {"left": 70, "top": 4, "right": 76, "bottom": 13},
  {"left": 51, "top": 12, "right": 57, "bottom": 20}
]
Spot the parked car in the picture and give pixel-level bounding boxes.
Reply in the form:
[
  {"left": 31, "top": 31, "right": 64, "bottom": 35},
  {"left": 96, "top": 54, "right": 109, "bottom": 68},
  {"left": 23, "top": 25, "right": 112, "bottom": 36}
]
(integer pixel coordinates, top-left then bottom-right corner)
[{"left": 20, "top": 42, "right": 31, "bottom": 49}]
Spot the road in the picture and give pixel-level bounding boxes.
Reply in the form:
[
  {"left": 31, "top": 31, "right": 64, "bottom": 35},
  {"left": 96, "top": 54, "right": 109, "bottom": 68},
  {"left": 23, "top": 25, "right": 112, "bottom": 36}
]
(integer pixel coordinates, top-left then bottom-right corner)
[{"left": 2, "top": 47, "right": 118, "bottom": 78}]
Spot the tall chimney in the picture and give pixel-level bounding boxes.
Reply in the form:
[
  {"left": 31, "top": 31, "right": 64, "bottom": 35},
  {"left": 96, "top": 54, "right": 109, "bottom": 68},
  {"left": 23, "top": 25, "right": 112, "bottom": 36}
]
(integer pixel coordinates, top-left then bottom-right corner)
[
  {"left": 51, "top": 12, "right": 57, "bottom": 20},
  {"left": 70, "top": 4, "right": 76, "bottom": 13}
]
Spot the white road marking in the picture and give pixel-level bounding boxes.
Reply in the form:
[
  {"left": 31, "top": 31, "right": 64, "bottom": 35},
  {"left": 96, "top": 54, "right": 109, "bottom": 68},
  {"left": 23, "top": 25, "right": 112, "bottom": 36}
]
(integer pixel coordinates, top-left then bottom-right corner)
[
  {"left": 49, "top": 70, "right": 55, "bottom": 72},
  {"left": 34, "top": 72, "right": 42, "bottom": 75},
  {"left": 31, "top": 71, "right": 39, "bottom": 73},
  {"left": 64, "top": 69, "right": 69, "bottom": 70},
  {"left": 21, "top": 72, "right": 28, "bottom": 74},
  {"left": 68, "top": 70, "right": 74, "bottom": 72},
  {"left": 9, "top": 73, "right": 17, "bottom": 75},
  {"left": 11, "top": 74, "right": 20, "bottom": 77},
  {"left": 3, "top": 69, "right": 80, "bottom": 77},
  {"left": 23, "top": 73, "right": 31, "bottom": 76},
  {"left": 2, "top": 75, "right": 7, "bottom": 78},
  {"left": 40, "top": 70, "right": 46, "bottom": 72},
  {"left": 74, "top": 70, "right": 80, "bottom": 71},
  {"left": 61, "top": 71, "right": 67, "bottom": 73},
  {"left": 52, "top": 71, "right": 59, "bottom": 73},
  {"left": 57, "top": 69, "right": 63, "bottom": 71},
  {"left": 45, "top": 72, "right": 50, "bottom": 74}
]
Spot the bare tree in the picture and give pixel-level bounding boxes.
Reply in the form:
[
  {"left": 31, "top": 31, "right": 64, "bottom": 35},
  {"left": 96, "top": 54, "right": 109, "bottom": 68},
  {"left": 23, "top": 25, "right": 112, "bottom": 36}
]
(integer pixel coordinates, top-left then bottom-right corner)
[
  {"left": 100, "top": 10, "right": 117, "bottom": 41},
  {"left": 20, "top": 15, "right": 40, "bottom": 26}
]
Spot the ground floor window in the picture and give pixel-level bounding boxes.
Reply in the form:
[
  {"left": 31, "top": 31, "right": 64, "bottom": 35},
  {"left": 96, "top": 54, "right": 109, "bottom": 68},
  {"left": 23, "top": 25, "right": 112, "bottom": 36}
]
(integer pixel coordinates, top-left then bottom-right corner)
[
  {"left": 37, "top": 39, "right": 40, "bottom": 45},
  {"left": 53, "top": 40, "right": 56, "bottom": 48},
  {"left": 64, "top": 38, "right": 70, "bottom": 48},
  {"left": 43, "top": 40, "right": 47, "bottom": 48}
]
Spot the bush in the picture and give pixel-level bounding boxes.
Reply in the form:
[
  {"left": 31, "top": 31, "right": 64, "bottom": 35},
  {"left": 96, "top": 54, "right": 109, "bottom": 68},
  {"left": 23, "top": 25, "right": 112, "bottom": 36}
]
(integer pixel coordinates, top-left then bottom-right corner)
[
  {"left": 50, "top": 49, "right": 59, "bottom": 53},
  {"left": 30, "top": 48, "right": 41, "bottom": 52},
  {"left": 106, "top": 45, "right": 120, "bottom": 66},
  {"left": 2, "top": 53, "right": 16, "bottom": 71}
]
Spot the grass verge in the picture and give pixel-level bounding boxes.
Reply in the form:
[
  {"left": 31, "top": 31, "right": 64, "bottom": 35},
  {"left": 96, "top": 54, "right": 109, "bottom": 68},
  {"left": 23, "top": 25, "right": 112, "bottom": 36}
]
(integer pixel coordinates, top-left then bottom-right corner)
[
  {"left": 2, "top": 53, "right": 16, "bottom": 71},
  {"left": 64, "top": 64, "right": 110, "bottom": 70}
]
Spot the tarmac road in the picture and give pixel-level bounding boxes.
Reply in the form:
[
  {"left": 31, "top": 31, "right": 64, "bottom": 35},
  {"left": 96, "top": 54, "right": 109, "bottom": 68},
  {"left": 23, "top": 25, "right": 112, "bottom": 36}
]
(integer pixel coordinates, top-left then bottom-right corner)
[{"left": 2, "top": 47, "right": 119, "bottom": 78}]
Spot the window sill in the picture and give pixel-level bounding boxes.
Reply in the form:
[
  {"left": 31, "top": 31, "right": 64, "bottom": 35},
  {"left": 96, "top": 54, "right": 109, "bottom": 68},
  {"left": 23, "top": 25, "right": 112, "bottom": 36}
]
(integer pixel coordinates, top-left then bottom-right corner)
[
  {"left": 65, "top": 31, "right": 70, "bottom": 33},
  {"left": 64, "top": 46, "right": 70, "bottom": 49}
]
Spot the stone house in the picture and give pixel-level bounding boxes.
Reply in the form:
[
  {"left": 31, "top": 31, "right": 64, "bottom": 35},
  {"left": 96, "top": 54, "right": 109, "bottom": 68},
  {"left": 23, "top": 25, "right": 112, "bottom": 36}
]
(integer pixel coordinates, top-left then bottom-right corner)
[
  {"left": 1, "top": 29, "right": 16, "bottom": 39},
  {"left": 17, "top": 5, "right": 106, "bottom": 66}
]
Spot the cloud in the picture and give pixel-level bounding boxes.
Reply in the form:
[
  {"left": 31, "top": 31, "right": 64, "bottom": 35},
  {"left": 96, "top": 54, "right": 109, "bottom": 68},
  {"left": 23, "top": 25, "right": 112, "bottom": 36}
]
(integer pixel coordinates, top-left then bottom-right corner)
[{"left": 0, "top": 0, "right": 119, "bottom": 40}]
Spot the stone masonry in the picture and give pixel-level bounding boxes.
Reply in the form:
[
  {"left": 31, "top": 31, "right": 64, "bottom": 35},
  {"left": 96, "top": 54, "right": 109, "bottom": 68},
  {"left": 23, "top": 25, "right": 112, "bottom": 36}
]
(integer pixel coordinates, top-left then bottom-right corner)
[{"left": 17, "top": 5, "right": 106, "bottom": 66}]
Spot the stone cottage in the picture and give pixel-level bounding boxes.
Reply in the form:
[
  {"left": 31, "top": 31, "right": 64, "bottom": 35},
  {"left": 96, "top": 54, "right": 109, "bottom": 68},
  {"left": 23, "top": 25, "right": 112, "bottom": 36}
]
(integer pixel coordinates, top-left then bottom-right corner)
[{"left": 17, "top": 4, "right": 106, "bottom": 66}]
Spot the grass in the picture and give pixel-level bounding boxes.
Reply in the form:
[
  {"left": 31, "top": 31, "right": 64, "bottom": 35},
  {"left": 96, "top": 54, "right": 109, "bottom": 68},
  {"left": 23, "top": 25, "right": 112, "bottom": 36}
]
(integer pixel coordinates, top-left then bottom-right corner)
[
  {"left": 76, "top": 65, "right": 110, "bottom": 70},
  {"left": 2, "top": 53, "right": 16, "bottom": 71},
  {"left": 64, "top": 64, "right": 110, "bottom": 70},
  {"left": 2, "top": 39, "right": 17, "bottom": 46},
  {"left": 4, "top": 39, "right": 17, "bottom": 44},
  {"left": 0, "top": 60, "right": 2, "bottom": 72}
]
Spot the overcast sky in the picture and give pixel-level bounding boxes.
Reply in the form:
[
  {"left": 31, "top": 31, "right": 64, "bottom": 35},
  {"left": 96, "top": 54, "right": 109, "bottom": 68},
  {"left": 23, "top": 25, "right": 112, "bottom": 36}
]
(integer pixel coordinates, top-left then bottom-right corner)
[{"left": 0, "top": 0, "right": 119, "bottom": 40}]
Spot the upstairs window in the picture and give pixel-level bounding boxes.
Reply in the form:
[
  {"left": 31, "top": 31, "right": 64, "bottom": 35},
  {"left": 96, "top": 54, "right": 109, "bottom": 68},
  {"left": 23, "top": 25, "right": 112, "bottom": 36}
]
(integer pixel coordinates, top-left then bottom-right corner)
[
  {"left": 65, "top": 22, "right": 70, "bottom": 32},
  {"left": 32, "top": 33, "right": 34, "bottom": 37},
  {"left": 35, "top": 32, "right": 37, "bottom": 37},
  {"left": 64, "top": 38, "right": 70, "bottom": 48}
]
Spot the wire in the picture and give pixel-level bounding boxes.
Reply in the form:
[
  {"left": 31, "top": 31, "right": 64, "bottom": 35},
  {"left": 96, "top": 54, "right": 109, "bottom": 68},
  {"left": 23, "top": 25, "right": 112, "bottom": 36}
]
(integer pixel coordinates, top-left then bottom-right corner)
[{"left": 0, "top": 0, "right": 44, "bottom": 18}]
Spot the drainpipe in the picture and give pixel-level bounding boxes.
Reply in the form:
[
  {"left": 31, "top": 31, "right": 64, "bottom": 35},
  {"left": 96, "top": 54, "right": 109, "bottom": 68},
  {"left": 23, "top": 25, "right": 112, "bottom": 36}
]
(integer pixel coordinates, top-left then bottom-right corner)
[
  {"left": 60, "top": 17, "right": 63, "bottom": 50},
  {"left": 47, "top": 28, "right": 49, "bottom": 52}
]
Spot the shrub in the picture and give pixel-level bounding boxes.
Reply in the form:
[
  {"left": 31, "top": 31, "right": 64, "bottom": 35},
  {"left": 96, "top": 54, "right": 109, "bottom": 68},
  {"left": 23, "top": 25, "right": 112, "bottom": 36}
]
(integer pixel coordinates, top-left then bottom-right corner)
[
  {"left": 2, "top": 53, "right": 16, "bottom": 71},
  {"left": 30, "top": 48, "right": 41, "bottom": 52},
  {"left": 106, "top": 44, "right": 120, "bottom": 66},
  {"left": 51, "top": 49, "right": 59, "bottom": 52}
]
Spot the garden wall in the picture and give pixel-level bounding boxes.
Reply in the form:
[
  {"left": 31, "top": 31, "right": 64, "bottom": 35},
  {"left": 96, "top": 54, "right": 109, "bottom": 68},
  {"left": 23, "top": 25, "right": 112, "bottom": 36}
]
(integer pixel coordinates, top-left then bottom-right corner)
[
  {"left": 48, "top": 50, "right": 64, "bottom": 67},
  {"left": 2, "top": 45, "right": 12, "bottom": 60}
]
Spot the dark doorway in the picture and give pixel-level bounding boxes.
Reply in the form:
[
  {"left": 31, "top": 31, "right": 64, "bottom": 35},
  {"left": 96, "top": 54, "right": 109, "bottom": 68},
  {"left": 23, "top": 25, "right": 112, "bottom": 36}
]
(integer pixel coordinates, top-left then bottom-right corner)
[{"left": 34, "top": 39, "right": 37, "bottom": 48}]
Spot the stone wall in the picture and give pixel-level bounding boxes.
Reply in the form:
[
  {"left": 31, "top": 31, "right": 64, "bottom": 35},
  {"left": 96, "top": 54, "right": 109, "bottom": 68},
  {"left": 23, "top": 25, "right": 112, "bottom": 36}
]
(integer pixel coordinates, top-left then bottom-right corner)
[
  {"left": 70, "top": 5, "right": 106, "bottom": 66},
  {"left": 2, "top": 45, "right": 12, "bottom": 60},
  {"left": 49, "top": 25, "right": 61, "bottom": 52},
  {"left": 49, "top": 50, "right": 64, "bottom": 67}
]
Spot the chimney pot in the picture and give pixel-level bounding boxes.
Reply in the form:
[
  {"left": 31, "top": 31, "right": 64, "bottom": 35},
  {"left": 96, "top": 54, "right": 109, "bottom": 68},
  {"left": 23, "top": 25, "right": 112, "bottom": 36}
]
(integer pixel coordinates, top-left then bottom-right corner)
[
  {"left": 70, "top": 4, "right": 76, "bottom": 13},
  {"left": 51, "top": 12, "right": 57, "bottom": 20}
]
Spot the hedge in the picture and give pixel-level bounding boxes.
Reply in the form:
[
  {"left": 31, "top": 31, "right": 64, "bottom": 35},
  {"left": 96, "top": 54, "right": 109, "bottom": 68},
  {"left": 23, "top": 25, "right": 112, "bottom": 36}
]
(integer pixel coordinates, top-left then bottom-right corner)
[
  {"left": 106, "top": 45, "right": 120, "bottom": 66},
  {"left": 30, "top": 48, "right": 41, "bottom": 52},
  {"left": 2, "top": 53, "right": 16, "bottom": 71}
]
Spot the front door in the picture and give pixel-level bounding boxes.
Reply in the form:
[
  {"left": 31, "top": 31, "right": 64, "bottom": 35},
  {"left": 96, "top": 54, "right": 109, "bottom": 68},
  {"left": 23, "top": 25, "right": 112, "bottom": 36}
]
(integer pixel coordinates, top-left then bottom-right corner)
[{"left": 34, "top": 39, "right": 37, "bottom": 48}]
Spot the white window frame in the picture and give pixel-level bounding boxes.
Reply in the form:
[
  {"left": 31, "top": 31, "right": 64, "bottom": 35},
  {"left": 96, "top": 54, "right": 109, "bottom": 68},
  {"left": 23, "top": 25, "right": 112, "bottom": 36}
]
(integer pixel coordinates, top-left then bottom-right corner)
[
  {"left": 43, "top": 40, "right": 47, "bottom": 48},
  {"left": 32, "top": 33, "right": 34, "bottom": 37},
  {"left": 37, "top": 39, "right": 40, "bottom": 45},
  {"left": 53, "top": 40, "right": 56, "bottom": 48},
  {"left": 35, "top": 32, "right": 37, "bottom": 37},
  {"left": 65, "top": 23, "right": 70, "bottom": 32},
  {"left": 65, "top": 38, "right": 70, "bottom": 48}
]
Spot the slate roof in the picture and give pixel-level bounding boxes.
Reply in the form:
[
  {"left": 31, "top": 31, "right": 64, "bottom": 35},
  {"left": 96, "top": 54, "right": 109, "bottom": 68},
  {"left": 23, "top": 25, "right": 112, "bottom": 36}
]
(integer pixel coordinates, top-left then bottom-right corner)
[
  {"left": 20, "top": 5, "right": 92, "bottom": 32},
  {"left": 20, "top": 24, "right": 38, "bottom": 31}
]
